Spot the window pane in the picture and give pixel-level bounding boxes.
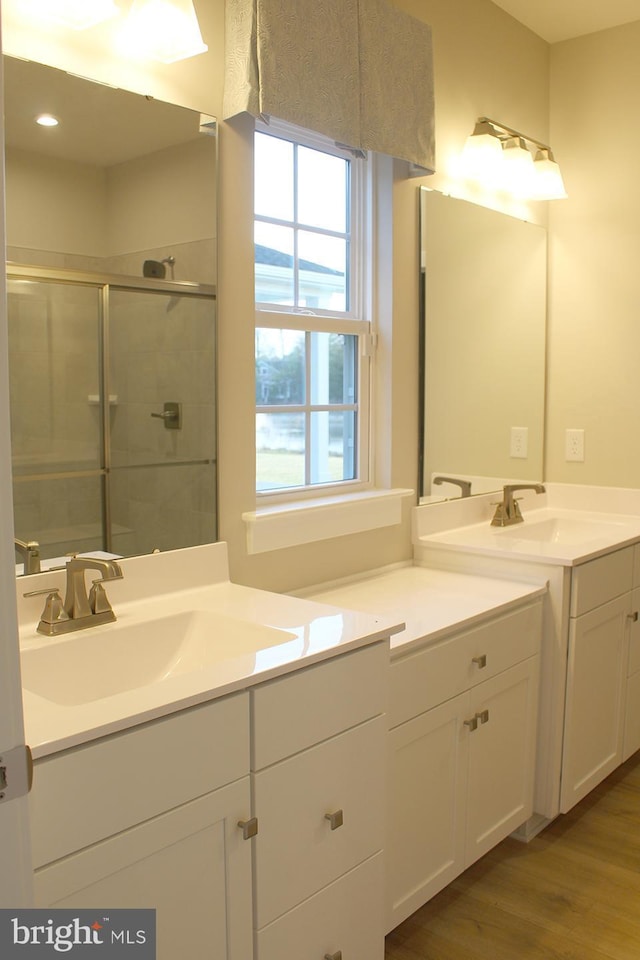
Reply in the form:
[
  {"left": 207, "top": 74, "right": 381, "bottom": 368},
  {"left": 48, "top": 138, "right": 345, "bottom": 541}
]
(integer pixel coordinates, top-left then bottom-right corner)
[
  {"left": 256, "top": 328, "right": 305, "bottom": 405},
  {"left": 298, "top": 231, "right": 347, "bottom": 311},
  {"left": 310, "top": 411, "right": 356, "bottom": 483},
  {"left": 257, "top": 412, "right": 306, "bottom": 490},
  {"left": 309, "top": 333, "right": 357, "bottom": 405},
  {"left": 255, "top": 133, "right": 294, "bottom": 221},
  {"left": 298, "top": 146, "right": 348, "bottom": 232},
  {"left": 255, "top": 222, "right": 295, "bottom": 305}
]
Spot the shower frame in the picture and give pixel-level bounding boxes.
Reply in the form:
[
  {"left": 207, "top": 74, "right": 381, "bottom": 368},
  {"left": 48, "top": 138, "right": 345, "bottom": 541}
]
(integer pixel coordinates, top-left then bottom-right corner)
[{"left": 7, "top": 262, "right": 218, "bottom": 558}]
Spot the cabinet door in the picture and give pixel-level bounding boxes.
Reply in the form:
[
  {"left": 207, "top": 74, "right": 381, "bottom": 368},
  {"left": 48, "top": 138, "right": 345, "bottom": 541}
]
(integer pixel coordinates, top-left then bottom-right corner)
[
  {"left": 561, "top": 594, "right": 629, "bottom": 813},
  {"left": 386, "top": 694, "right": 468, "bottom": 933},
  {"left": 465, "top": 657, "right": 539, "bottom": 865},
  {"left": 623, "top": 587, "right": 640, "bottom": 761},
  {"left": 33, "top": 779, "right": 253, "bottom": 960}
]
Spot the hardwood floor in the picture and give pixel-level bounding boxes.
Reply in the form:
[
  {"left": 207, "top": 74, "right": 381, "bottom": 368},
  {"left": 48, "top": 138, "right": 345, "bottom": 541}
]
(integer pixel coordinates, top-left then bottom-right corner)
[{"left": 385, "top": 751, "right": 640, "bottom": 960}]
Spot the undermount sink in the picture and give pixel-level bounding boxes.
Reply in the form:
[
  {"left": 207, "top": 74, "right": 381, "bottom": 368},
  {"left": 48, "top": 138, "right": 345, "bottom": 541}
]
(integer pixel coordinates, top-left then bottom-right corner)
[
  {"left": 21, "top": 610, "right": 296, "bottom": 706},
  {"left": 497, "top": 515, "right": 628, "bottom": 545}
]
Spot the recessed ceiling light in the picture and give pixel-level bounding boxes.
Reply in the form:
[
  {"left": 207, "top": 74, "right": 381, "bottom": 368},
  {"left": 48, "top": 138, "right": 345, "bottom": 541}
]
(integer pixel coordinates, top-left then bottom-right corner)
[{"left": 36, "top": 114, "right": 59, "bottom": 127}]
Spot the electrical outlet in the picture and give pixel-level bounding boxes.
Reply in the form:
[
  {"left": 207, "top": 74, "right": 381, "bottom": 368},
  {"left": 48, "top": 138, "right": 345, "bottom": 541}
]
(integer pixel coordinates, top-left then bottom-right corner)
[
  {"left": 510, "top": 426, "right": 528, "bottom": 459},
  {"left": 565, "top": 428, "right": 585, "bottom": 462}
]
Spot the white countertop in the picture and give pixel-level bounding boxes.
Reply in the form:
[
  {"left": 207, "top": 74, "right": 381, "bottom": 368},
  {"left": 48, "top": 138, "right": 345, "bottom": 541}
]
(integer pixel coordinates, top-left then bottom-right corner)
[
  {"left": 416, "top": 507, "right": 640, "bottom": 566},
  {"left": 299, "top": 564, "right": 546, "bottom": 655},
  {"left": 19, "top": 544, "right": 403, "bottom": 759}
]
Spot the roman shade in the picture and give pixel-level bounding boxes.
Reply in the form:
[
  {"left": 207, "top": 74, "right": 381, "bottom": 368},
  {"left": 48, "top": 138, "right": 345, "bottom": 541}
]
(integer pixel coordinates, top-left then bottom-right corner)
[{"left": 223, "top": 0, "right": 435, "bottom": 171}]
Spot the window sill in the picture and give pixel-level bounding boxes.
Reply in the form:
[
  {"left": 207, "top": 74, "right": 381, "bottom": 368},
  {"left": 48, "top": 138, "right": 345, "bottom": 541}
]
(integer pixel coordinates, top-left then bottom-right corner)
[{"left": 242, "top": 488, "right": 414, "bottom": 555}]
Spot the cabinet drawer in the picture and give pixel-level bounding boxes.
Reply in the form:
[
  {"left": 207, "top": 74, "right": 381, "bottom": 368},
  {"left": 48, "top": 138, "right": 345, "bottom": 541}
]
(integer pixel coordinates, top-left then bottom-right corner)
[
  {"left": 30, "top": 692, "right": 249, "bottom": 868},
  {"left": 570, "top": 547, "right": 634, "bottom": 617},
  {"left": 389, "top": 601, "right": 541, "bottom": 729},
  {"left": 256, "top": 853, "right": 384, "bottom": 960},
  {"left": 253, "top": 715, "right": 385, "bottom": 928},
  {"left": 252, "top": 641, "right": 387, "bottom": 769}
]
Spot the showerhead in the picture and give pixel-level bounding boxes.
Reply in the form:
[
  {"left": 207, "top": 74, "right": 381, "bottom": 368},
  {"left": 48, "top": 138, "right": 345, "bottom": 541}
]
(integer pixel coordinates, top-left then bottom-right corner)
[
  {"left": 143, "top": 260, "right": 166, "bottom": 278},
  {"left": 143, "top": 256, "right": 176, "bottom": 279}
]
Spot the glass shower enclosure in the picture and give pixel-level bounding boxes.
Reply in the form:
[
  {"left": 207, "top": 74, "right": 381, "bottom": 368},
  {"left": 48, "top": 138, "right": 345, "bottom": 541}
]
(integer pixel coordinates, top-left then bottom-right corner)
[{"left": 8, "top": 265, "right": 217, "bottom": 568}]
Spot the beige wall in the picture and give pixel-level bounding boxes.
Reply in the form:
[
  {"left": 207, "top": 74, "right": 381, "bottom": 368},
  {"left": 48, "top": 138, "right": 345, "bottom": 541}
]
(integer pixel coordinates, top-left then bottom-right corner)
[
  {"left": 547, "top": 22, "right": 640, "bottom": 486},
  {"left": 1, "top": 0, "right": 551, "bottom": 592}
]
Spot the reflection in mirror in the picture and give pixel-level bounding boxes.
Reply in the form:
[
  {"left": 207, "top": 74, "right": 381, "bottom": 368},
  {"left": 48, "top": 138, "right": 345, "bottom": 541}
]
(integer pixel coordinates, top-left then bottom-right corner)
[
  {"left": 419, "top": 188, "right": 546, "bottom": 502},
  {"left": 4, "top": 56, "right": 218, "bottom": 573}
]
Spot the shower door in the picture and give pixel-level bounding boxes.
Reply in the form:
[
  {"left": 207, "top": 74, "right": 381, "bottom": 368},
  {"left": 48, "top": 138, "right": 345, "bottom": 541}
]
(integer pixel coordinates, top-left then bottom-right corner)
[
  {"left": 8, "top": 270, "right": 217, "bottom": 567},
  {"left": 8, "top": 276, "right": 106, "bottom": 562},
  {"left": 107, "top": 286, "right": 217, "bottom": 557}
]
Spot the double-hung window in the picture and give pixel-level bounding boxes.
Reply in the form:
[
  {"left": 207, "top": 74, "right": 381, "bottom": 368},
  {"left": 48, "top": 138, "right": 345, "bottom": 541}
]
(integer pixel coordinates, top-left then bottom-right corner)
[{"left": 254, "top": 121, "right": 371, "bottom": 496}]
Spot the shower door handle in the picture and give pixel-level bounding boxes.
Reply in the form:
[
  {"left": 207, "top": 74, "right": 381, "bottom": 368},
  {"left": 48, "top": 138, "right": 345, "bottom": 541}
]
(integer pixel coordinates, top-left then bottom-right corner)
[{"left": 151, "top": 402, "right": 182, "bottom": 429}]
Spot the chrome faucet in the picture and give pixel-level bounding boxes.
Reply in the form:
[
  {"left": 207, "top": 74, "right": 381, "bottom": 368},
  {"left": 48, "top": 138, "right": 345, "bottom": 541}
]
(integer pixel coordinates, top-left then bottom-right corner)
[
  {"left": 433, "top": 476, "right": 472, "bottom": 498},
  {"left": 491, "top": 483, "right": 545, "bottom": 527},
  {"left": 26, "top": 555, "right": 124, "bottom": 637},
  {"left": 15, "top": 538, "right": 41, "bottom": 575}
]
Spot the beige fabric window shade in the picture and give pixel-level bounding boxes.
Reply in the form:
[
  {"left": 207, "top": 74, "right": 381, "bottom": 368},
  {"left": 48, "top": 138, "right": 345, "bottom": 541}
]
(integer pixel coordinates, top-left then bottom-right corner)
[{"left": 223, "top": 0, "right": 435, "bottom": 171}]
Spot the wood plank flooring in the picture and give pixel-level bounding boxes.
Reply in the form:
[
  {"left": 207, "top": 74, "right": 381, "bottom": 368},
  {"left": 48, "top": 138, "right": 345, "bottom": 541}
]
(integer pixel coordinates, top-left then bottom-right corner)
[{"left": 385, "top": 751, "right": 640, "bottom": 960}]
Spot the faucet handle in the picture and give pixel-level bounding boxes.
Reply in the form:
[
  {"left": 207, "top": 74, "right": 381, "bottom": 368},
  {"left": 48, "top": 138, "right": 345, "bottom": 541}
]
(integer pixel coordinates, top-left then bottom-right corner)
[
  {"left": 24, "top": 587, "right": 70, "bottom": 630},
  {"left": 89, "top": 580, "right": 115, "bottom": 615}
]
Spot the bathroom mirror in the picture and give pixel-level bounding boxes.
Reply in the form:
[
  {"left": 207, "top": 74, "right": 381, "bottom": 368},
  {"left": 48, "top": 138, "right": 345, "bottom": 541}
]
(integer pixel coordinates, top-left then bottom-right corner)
[
  {"left": 419, "top": 187, "right": 546, "bottom": 502},
  {"left": 4, "top": 56, "right": 219, "bottom": 573}
]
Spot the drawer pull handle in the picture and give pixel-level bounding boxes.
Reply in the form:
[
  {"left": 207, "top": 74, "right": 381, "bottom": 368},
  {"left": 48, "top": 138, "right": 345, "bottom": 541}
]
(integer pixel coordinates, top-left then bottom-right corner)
[
  {"left": 464, "top": 716, "right": 478, "bottom": 732},
  {"left": 324, "top": 953, "right": 342, "bottom": 960},
  {"left": 325, "top": 809, "right": 344, "bottom": 831},
  {"left": 628, "top": 612, "right": 639, "bottom": 623},
  {"left": 237, "top": 817, "right": 258, "bottom": 840},
  {"left": 472, "top": 654, "right": 487, "bottom": 668},
  {"left": 477, "top": 709, "right": 490, "bottom": 725}
]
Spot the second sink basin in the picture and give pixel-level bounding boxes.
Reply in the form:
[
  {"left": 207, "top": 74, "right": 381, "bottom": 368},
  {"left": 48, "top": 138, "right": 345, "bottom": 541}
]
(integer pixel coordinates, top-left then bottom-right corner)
[
  {"left": 21, "top": 610, "right": 296, "bottom": 706},
  {"left": 498, "top": 514, "right": 629, "bottom": 545}
]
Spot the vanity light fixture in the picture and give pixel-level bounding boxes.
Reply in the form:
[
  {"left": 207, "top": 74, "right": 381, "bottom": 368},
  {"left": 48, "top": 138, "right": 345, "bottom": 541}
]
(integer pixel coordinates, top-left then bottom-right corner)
[
  {"left": 28, "top": 0, "right": 120, "bottom": 30},
  {"left": 121, "top": 0, "right": 208, "bottom": 63},
  {"left": 461, "top": 116, "right": 567, "bottom": 200}
]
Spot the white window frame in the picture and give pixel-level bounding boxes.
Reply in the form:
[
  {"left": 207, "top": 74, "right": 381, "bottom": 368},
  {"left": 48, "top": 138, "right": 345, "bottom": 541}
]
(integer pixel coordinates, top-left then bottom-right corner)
[{"left": 254, "top": 118, "right": 374, "bottom": 503}]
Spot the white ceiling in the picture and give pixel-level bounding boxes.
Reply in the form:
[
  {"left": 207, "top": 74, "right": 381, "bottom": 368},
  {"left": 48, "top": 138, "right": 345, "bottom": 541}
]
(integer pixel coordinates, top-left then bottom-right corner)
[{"left": 490, "top": 0, "right": 640, "bottom": 43}]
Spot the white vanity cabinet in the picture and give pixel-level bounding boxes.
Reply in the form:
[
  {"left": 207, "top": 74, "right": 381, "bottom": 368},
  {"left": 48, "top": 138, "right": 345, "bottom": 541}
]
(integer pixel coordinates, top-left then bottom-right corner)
[
  {"left": 561, "top": 546, "right": 637, "bottom": 811},
  {"left": 27, "top": 641, "right": 390, "bottom": 960},
  {"left": 251, "top": 641, "right": 388, "bottom": 960},
  {"left": 386, "top": 599, "right": 541, "bottom": 932},
  {"left": 29, "top": 694, "right": 253, "bottom": 960}
]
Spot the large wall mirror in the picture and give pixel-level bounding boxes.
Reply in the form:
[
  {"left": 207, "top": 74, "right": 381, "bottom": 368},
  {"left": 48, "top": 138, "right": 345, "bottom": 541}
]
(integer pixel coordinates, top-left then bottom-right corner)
[
  {"left": 4, "top": 56, "right": 218, "bottom": 574},
  {"left": 419, "top": 187, "right": 546, "bottom": 502}
]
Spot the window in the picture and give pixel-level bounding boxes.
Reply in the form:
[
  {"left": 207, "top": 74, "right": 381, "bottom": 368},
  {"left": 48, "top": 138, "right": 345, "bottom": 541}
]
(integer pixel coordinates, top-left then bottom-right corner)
[{"left": 254, "top": 122, "right": 371, "bottom": 496}]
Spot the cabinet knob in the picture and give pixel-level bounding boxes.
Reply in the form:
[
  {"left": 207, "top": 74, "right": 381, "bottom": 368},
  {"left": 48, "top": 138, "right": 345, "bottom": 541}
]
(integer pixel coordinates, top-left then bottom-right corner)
[
  {"left": 628, "top": 611, "right": 639, "bottom": 623},
  {"left": 324, "top": 809, "right": 344, "bottom": 831},
  {"left": 464, "top": 716, "right": 478, "bottom": 732},
  {"left": 476, "top": 709, "right": 490, "bottom": 725},
  {"left": 472, "top": 654, "right": 487, "bottom": 668},
  {"left": 324, "top": 953, "right": 342, "bottom": 960},
  {"left": 237, "top": 817, "right": 258, "bottom": 840}
]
